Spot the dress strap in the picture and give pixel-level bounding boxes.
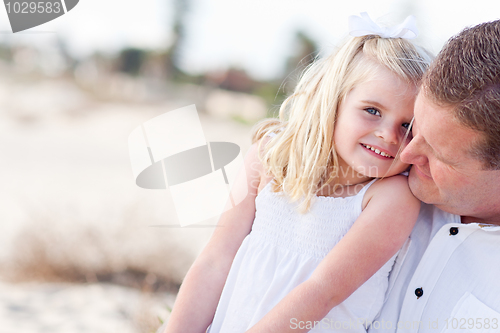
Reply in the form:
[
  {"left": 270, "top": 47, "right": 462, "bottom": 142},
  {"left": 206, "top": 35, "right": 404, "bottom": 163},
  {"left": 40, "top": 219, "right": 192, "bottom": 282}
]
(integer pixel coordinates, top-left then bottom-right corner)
[
  {"left": 347, "top": 178, "right": 378, "bottom": 214},
  {"left": 356, "top": 178, "right": 378, "bottom": 198}
]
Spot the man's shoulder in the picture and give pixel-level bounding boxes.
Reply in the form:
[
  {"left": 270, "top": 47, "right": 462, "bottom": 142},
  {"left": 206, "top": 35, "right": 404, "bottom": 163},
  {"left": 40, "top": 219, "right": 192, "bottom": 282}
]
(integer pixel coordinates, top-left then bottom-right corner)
[
  {"left": 367, "top": 204, "right": 461, "bottom": 333},
  {"left": 412, "top": 203, "right": 460, "bottom": 244}
]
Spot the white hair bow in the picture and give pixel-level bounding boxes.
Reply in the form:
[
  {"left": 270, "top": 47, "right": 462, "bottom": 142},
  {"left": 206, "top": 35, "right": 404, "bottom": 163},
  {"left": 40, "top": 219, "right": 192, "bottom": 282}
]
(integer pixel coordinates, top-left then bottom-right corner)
[{"left": 348, "top": 12, "right": 418, "bottom": 39}]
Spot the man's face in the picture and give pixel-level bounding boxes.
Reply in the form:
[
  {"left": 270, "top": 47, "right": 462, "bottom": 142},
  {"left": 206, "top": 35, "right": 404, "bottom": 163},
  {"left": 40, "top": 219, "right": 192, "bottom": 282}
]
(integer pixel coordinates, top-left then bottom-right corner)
[{"left": 400, "top": 93, "right": 500, "bottom": 224}]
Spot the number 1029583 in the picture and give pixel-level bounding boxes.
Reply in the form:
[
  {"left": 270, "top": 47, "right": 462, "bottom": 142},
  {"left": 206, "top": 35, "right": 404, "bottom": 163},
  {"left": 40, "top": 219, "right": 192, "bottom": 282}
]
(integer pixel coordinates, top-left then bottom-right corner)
[
  {"left": 444, "top": 317, "right": 498, "bottom": 330},
  {"left": 5, "top": 2, "right": 62, "bottom": 14}
]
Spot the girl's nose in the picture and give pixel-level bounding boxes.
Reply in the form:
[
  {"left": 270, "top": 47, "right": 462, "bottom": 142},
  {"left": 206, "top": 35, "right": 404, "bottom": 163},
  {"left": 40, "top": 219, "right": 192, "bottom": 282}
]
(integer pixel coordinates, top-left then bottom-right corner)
[{"left": 375, "top": 126, "right": 399, "bottom": 145}]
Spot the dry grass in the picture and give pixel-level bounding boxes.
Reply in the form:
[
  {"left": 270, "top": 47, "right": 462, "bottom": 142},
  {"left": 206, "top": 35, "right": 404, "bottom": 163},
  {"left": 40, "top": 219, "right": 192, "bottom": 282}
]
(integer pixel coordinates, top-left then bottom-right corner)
[
  {"left": 0, "top": 204, "right": 211, "bottom": 333},
  {"left": 2, "top": 207, "right": 203, "bottom": 291},
  {"left": 4, "top": 211, "right": 194, "bottom": 292}
]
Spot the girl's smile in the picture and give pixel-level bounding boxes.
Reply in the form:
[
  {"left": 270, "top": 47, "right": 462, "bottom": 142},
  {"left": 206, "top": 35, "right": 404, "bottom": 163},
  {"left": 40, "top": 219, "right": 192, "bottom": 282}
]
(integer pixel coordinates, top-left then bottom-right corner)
[{"left": 360, "top": 143, "right": 394, "bottom": 159}]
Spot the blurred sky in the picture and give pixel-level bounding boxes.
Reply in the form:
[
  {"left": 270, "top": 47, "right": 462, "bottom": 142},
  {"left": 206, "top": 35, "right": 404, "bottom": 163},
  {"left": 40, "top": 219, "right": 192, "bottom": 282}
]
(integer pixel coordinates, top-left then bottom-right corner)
[{"left": 0, "top": 0, "right": 499, "bottom": 80}]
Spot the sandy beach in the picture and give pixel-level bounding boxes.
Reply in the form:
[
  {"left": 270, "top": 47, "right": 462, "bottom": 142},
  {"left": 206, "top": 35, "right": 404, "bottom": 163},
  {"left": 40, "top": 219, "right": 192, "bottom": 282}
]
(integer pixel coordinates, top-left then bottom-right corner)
[
  {"left": 0, "top": 281, "right": 173, "bottom": 333},
  {"left": 0, "top": 75, "right": 254, "bottom": 332}
]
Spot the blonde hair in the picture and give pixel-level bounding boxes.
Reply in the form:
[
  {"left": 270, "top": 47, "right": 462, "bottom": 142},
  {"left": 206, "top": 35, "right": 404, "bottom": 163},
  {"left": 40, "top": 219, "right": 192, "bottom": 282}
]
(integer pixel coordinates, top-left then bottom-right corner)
[{"left": 252, "top": 35, "right": 433, "bottom": 212}]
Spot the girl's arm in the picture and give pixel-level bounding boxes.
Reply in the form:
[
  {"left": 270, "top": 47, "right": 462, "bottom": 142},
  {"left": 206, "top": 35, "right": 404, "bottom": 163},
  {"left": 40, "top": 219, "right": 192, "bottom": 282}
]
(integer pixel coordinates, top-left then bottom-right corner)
[
  {"left": 163, "top": 142, "right": 267, "bottom": 333},
  {"left": 246, "top": 175, "right": 420, "bottom": 333}
]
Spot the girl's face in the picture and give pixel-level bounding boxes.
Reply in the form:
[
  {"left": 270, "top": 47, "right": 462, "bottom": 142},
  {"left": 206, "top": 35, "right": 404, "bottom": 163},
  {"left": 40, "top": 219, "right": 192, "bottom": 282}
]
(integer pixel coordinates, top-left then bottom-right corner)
[{"left": 333, "top": 64, "right": 416, "bottom": 184}]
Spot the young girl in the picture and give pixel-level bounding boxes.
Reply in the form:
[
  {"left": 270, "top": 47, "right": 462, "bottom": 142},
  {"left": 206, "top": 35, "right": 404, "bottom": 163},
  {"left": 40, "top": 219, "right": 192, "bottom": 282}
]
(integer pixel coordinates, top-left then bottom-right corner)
[{"left": 163, "top": 14, "right": 432, "bottom": 333}]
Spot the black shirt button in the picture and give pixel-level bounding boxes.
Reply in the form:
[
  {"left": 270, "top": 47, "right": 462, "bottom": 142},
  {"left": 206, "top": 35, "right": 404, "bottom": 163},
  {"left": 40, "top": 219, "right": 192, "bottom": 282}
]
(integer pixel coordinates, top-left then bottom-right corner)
[
  {"left": 415, "top": 288, "right": 424, "bottom": 299},
  {"left": 449, "top": 227, "right": 459, "bottom": 235}
]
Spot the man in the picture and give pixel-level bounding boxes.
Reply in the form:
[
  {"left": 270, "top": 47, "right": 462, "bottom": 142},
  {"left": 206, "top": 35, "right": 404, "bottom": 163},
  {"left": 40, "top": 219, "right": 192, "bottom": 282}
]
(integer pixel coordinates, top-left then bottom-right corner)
[{"left": 369, "top": 20, "right": 500, "bottom": 332}]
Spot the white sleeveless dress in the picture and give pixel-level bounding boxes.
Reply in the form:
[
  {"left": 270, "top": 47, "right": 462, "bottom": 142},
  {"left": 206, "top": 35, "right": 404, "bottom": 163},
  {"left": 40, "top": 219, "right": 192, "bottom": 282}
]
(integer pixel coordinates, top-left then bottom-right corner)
[{"left": 208, "top": 179, "right": 396, "bottom": 332}]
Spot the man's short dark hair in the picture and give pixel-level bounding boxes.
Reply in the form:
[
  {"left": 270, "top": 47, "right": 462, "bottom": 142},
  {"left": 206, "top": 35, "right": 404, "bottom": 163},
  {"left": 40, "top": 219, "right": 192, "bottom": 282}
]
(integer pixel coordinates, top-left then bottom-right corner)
[{"left": 423, "top": 20, "right": 500, "bottom": 169}]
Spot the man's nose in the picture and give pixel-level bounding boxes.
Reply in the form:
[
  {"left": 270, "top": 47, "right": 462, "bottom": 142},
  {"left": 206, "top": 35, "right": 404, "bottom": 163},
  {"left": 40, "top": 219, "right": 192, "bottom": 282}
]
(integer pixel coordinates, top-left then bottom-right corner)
[{"left": 400, "top": 136, "right": 427, "bottom": 165}]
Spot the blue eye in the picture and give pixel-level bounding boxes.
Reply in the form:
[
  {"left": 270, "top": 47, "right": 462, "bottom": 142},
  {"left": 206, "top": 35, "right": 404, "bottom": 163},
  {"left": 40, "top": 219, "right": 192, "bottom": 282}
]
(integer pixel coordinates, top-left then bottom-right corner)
[
  {"left": 402, "top": 123, "right": 412, "bottom": 130},
  {"left": 365, "top": 108, "right": 380, "bottom": 116}
]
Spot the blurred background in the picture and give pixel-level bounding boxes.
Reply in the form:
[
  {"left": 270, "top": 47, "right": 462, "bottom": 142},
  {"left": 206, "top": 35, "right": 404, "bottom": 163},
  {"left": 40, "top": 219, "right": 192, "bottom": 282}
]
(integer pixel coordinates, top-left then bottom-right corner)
[{"left": 0, "top": 0, "right": 499, "bottom": 332}]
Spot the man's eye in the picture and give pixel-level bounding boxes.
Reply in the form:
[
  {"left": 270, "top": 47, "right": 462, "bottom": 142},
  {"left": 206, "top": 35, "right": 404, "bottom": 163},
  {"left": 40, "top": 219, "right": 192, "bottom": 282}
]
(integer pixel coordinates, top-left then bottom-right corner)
[
  {"left": 365, "top": 108, "right": 380, "bottom": 116},
  {"left": 402, "top": 123, "right": 413, "bottom": 140}
]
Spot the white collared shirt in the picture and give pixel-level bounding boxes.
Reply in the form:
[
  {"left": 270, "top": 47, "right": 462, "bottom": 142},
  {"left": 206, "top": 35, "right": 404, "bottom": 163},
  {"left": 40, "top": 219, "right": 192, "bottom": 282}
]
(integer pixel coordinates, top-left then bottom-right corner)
[{"left": 369, "top": 203, "right": 500, "bottom": 333}]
